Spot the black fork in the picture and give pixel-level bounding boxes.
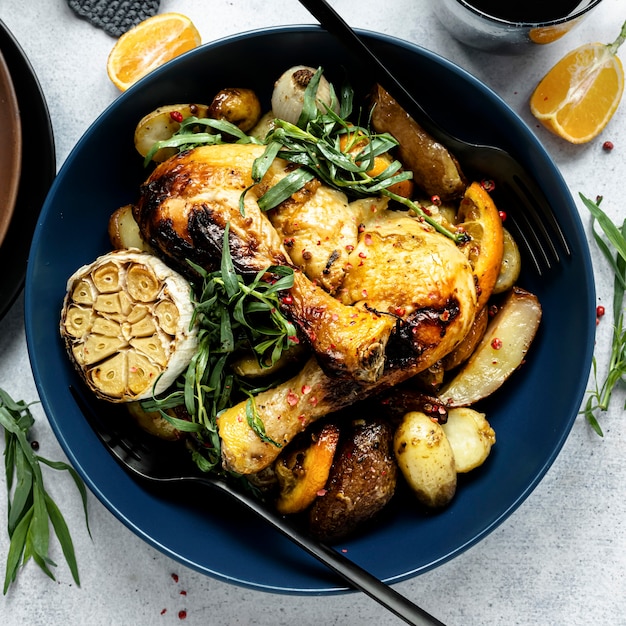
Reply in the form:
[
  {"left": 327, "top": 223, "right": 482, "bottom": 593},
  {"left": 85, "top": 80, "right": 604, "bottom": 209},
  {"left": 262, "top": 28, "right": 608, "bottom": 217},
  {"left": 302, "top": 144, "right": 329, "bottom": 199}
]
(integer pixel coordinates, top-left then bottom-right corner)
[
  {"left": 70, "top": 385, "right": 445, "bottom": 626},
  {"left": 298, "top": 0, "right": 570, "bottom": 276}
]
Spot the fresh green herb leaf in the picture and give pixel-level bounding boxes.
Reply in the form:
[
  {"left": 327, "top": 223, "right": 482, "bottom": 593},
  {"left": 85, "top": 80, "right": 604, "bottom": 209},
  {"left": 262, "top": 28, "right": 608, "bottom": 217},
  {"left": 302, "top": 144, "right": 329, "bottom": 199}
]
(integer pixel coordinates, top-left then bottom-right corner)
[
  {"left": 1, "top": 389, "right": 90, "bottom": 594},
  {"left": 144, "top": 227, "right": 297, "bottom": 473},
  {"left": 580, "top": 193, "right": 626, "bottom": 436},
  {"left": 143, "top": 116, "right": 259, "bottom": 166},
  {"left": 247, "top": 68, "right": 463, "bottom": 242},
  {"left": 244, "top": 397, "right": 282, "bottom": 448}
]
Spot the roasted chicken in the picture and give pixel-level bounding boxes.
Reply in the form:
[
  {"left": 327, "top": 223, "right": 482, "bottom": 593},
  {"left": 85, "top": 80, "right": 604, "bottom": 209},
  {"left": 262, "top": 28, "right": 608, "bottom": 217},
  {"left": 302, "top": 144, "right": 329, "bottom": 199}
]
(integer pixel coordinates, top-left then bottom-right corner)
[
  {"left": 133, "top": 142, "right": 478, "bottom": 475},
  {"left": 134, "top": 143, "right": 396, "bottom": 382}
]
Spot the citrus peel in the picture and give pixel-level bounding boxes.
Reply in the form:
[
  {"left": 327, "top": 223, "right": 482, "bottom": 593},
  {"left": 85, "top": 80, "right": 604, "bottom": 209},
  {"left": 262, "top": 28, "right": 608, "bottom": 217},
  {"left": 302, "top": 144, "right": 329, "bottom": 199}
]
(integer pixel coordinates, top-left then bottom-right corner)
[{"left": 456, "top": 182, "right": 505, "bottom": 310}]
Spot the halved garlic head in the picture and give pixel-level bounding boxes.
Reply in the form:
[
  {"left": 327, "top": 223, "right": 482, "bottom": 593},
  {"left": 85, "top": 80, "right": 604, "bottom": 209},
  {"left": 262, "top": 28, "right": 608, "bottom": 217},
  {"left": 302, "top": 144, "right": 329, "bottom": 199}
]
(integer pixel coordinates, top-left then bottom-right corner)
[{"left": 60, "top": 249, "right": 198, "bottom": 402}]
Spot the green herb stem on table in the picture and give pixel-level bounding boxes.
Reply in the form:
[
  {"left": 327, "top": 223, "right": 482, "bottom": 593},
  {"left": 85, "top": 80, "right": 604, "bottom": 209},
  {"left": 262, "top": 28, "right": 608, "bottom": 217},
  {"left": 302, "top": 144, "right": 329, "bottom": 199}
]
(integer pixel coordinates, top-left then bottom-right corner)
[
  {"left": 580, "top": 193, "right": 626, "bottom": 436},
  {"left": 1, "top": 388, "right": 90, "bottom": 594}
]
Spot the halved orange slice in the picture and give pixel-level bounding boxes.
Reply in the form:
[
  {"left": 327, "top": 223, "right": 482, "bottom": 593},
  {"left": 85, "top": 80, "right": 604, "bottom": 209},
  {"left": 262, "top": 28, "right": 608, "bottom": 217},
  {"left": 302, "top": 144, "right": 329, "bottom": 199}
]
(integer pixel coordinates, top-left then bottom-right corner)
[
  {"left": 530, "top": 21, "right": 626, "bottom": 143},
  {"left": 106, "top": 12, "right": 201, "bottom": 91},
  {"left": 456, "top": 182, "right": 504, "bottom": 310}
]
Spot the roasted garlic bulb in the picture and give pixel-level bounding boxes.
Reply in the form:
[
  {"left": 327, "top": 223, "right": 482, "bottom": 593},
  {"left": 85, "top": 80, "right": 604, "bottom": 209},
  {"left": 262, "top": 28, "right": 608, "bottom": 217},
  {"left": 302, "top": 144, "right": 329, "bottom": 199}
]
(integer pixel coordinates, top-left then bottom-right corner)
[{"left": 60, "top": 249, "right": 198, "bottom": 402}]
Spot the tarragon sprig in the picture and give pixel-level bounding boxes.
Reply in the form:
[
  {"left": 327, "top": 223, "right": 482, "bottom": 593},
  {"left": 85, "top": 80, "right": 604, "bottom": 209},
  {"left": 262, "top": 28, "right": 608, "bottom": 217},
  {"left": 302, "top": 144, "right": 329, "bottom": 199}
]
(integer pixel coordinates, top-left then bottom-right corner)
[
  {"left": 1, "top": 389, "right": 90, "bottom": 594},
  {"left": 143, "top": 116, "right": 260, "bottom": 166},
  {"left": 248, "top": 67, "right": 464, "bottom": 243},
  {"left": 143, "top": 226, "right": 295, "bottom": 472},
  {"left": 580, "top": 193, "right": 626, "bottom": 436}
]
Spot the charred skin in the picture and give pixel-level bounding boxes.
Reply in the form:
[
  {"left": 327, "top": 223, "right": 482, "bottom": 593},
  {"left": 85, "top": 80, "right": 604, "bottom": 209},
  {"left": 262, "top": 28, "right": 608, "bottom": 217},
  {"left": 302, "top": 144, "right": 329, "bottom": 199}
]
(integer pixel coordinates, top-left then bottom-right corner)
[
  {"left": 218, "top": 308, "right": 468, "bottom": 476},
  {"left": 134, "top": 148, "right": 291, "bottom": 277},
  {"left": 218, "top": 205, "right": 477, "bottom": 475},
  {"left": 134, "top": 144, "right": 478, "bottom": 475}
]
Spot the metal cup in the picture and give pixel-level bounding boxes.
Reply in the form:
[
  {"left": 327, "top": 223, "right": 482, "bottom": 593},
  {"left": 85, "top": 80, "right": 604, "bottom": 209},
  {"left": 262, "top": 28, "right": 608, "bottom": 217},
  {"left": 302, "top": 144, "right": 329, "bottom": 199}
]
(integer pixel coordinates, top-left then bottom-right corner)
[{"left": 430, "top": 0, "right": 605, "bottom": 53}]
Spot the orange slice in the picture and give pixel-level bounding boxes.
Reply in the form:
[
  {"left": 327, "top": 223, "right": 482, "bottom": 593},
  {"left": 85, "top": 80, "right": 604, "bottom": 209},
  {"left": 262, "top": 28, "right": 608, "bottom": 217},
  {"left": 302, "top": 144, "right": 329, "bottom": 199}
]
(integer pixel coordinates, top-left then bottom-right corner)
[
  {"left": 107, "top": 12, "right": 201, "bottom": 91},
  {"left": 274, "top": 424, "right": 340, "bottom": 515},
  {"left": 339, "top": 128, "right": 414, "bottom": 198},
  {"left": 530, "top": 21, "right": 626, "bottom": 143},
  {"left": 456, "top": 182, "right": 504, "bottom": 310}
]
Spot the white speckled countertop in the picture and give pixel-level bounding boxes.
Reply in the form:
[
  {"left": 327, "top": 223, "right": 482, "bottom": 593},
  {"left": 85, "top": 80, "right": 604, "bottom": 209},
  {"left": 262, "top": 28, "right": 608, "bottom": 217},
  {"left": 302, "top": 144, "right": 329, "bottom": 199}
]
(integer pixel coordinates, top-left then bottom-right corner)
[{"left": 1, "top": 0, "right": 625, "bottom": 624}]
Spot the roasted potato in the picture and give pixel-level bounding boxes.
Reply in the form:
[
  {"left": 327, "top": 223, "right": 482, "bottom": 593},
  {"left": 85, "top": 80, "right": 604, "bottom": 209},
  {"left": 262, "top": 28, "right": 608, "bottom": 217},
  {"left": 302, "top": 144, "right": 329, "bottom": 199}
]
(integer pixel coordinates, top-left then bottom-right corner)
[
  {"left": 369, "top": 84, "right": 466, "bottom": 200},
  {"left": 248, "top": 110, "right": 276, "bottom": 141},
  {"left": 308, "top": 417, "right": 397, "bottom": 542},
  {"left": 134, "top": 103, "right": 210, "bottom": 162},
  {"left": 108, "top": 204, "right": 153, "bottom": 251},
  {"left": 441, "top": 407, "right": 495, "bottom": 473},
  {"left": 493, "top": 228, "right": 522, "bottom": 294},
  {"left": 230, "top": 343, "right": 307, "bottom": 379},
  {"left": 127, "top": 402, "right": 183, "bottom": 442},
  {"left": 208, "top": 87, "right": 261, "bottom": 133},
  {"left": 394, "top": 411, "right": 457, "bottom": 508},
  {"left": 439, "top": 286, "right": 542, "bottom": 407}
]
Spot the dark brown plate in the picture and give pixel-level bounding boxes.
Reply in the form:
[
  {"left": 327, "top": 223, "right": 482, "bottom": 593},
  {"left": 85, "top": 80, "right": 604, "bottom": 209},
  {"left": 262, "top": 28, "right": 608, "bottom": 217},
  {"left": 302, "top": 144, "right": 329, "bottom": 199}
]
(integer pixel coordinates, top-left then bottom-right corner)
[
  {"left": 0, "top": 48, "right": 21, "bottom": 246},
  {"left": 0, "top": 19, "right": 55, "bottom": 321}
]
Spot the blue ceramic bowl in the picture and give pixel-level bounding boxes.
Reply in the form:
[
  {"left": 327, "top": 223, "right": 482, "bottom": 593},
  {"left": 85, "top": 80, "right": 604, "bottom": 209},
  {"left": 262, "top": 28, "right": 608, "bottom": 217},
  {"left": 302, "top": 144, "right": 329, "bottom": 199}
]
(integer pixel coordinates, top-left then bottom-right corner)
[{"left": 25, "top": 26, "right": 595, "bottom": 593}]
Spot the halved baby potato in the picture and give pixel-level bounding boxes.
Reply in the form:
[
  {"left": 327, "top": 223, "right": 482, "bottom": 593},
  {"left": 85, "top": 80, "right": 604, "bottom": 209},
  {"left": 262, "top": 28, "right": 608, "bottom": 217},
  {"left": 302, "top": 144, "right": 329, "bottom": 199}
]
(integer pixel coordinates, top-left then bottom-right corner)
[
  {"left": 441, "top": 407, "right": 495, "bottom": 473},
  {"left": 394, "top": 411, "right": 457, "bottom": 508},
  {"left": 134, "top": 103, "right": 210, "bottom": 162}
]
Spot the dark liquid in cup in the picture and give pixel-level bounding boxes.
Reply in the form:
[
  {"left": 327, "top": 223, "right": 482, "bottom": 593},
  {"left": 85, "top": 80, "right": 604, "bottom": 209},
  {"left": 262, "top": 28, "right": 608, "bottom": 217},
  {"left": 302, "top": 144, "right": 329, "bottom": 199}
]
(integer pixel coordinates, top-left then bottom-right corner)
[{"left": 465, "top": 0, "right": 584, "bottom": 22}]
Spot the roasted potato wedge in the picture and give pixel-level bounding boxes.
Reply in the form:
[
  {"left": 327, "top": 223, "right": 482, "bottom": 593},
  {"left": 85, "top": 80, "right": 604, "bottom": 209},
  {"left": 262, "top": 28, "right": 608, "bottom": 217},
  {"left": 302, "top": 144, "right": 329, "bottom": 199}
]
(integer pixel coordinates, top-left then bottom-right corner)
[
  {"left": 441, "top": 407, "right": 495, "bottom": 473},
  {"left": 394, "top": 411, "right": 456, "bottom": 508},
  {"left": 308, "top": 417, "right": 397, "bottom": 542},
  {"left": 493, "top": 228, "right": 522, "bottom": 294},
  {"left": 369, "top": 84, "right": 466, "bottom": 200},
  {"left": 439, "top": 286, "right": 542, "bottom": 407},
  {"left": 108, "top": 204, "right": 152, "bottom": 252}
]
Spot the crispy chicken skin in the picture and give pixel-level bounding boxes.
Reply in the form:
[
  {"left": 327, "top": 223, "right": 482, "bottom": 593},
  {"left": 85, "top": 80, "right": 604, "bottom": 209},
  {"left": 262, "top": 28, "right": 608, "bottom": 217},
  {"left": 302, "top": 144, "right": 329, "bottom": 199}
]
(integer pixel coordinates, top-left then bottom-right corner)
[
  {"left": 133, "top": 142, "right": 478, "bottom": 475},
  {"left": 267, "top": 179, "right": 360, "bottom": 294},
  {"left": 134, "top": 144, "right": 395, "bottom": 382},
  {"left": 218, "top": 202, "right": 477, "bottom": 474}
]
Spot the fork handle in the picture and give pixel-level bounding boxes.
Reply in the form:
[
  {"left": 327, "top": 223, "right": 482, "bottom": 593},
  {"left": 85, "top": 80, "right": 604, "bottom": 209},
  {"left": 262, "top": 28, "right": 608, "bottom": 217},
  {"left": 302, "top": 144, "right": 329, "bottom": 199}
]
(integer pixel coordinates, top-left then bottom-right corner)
[{"left": 207, "top": 477, "right": 445, "bottom": 626}]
